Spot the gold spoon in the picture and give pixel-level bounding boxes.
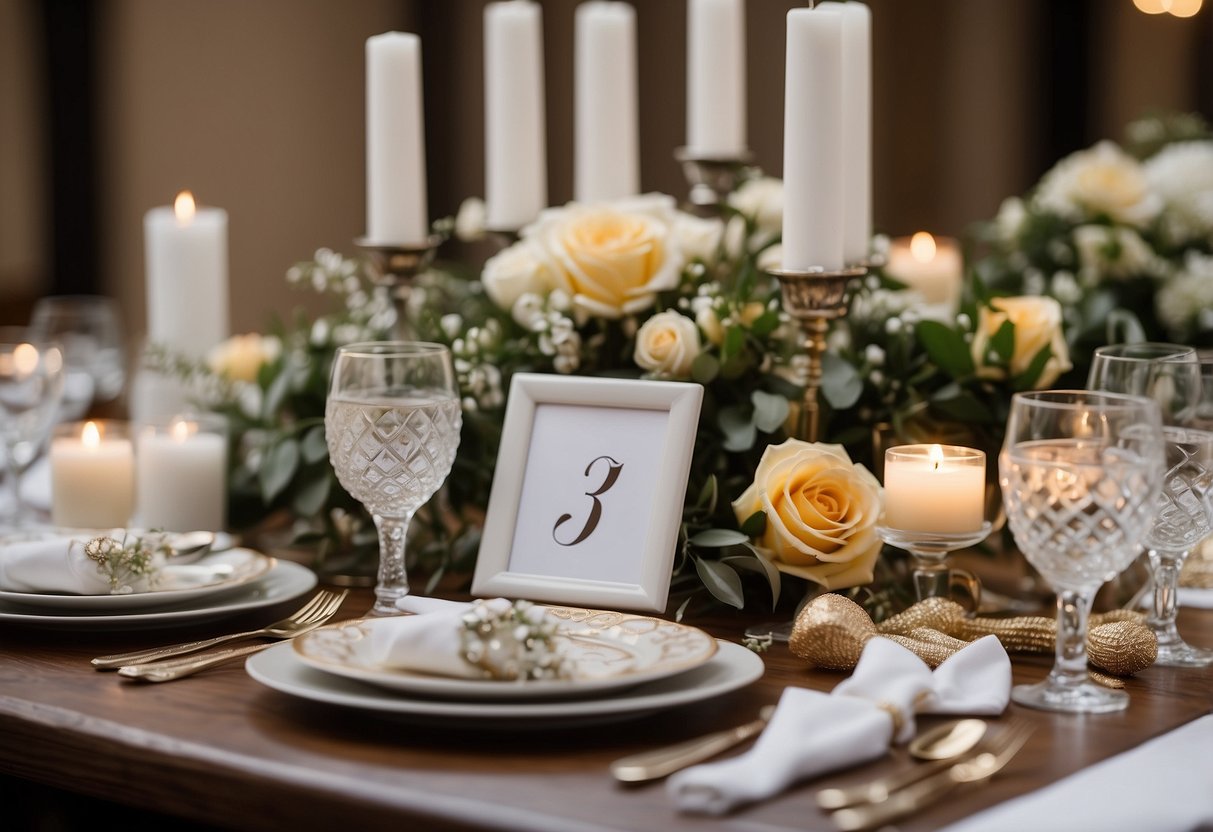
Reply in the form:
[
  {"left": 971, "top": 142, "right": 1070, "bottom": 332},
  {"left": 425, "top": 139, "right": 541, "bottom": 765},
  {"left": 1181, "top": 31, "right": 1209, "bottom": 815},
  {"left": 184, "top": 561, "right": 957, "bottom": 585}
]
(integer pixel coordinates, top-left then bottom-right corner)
[
  {"left": 609, "top": 704, "right": 778, "bottom": 783},
  {"left": 816, "top": 718, "right": 988, "bottom": 810}
]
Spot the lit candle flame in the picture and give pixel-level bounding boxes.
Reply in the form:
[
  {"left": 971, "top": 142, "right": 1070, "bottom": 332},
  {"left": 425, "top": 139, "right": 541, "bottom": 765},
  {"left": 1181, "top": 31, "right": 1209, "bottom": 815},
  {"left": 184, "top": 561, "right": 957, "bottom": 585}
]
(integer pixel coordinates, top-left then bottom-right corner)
[
  {"left": 910, "top": 232, "right": 937, "bottom": 264},
  {"left": 174, "top": 191, "right": 196, "bottom": 224},
  {"left": 171, "top": 419, "right": 195, "bottom": 442},
  {"left": 82, "top": 421, "right": 101, "bottom": 448},
  {"left": 928, "top": 443, "right": 945, "bottom": 471}
]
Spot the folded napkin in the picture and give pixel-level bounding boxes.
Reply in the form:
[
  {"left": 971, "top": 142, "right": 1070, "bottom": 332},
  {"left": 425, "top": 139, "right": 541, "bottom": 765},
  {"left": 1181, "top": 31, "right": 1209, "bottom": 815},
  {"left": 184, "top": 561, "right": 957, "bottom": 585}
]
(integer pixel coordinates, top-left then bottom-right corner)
[
  {"left": 372, "top": 596, "right": 564, "bottom": 680},
  {"left": 0, "top": 532, "right": 151, "bottom": 594},
  {"left": 667, "top": 634, "right": 1011, "bottom": 815},
  {"left": 941, "top": 714, "right": 1213, "bottom": 832}
]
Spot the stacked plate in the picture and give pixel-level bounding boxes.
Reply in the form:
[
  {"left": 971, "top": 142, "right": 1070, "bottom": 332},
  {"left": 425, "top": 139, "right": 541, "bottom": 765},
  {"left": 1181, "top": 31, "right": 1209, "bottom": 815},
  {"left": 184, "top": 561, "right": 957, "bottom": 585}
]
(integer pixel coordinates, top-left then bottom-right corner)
[
  {"left": 0, "top": 530, "right": 317, "bottom": 630},
  {"left": 246, "top": 606, "right": 766, "bottom": 728}
]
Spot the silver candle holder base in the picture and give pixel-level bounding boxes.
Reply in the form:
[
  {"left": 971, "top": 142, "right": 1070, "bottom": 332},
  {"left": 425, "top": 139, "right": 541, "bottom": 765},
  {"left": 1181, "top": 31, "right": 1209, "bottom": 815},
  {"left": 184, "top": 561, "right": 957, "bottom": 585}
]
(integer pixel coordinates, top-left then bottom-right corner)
[
  {"left": 674, "top": 147, "right": 754, "bottom": 216},
  {"left": 766, "top": 264, "right": 867, "bottom": 443},
  {"left": 355, "top": 235, "right": 444, "bottom": 340}
]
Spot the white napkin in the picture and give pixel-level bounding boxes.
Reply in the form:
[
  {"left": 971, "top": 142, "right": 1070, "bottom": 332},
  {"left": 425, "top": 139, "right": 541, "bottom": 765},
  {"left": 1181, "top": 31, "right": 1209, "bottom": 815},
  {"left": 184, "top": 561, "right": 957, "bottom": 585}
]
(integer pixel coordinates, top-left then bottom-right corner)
[
  {"left": 1177, "top": 587, "right": 1213, "bottom": 609},
  {"left": 0, "top": 533, "right": 126, "bottom": 594},
  {"left": 940, "top": 714, "right": 1213, "bottom": 832},
  {"left": 667, "top": 634, "right": 1011, "bottom": 815},
  {"left": 368, "top": 596, "right": 514, "bottom": 679}
]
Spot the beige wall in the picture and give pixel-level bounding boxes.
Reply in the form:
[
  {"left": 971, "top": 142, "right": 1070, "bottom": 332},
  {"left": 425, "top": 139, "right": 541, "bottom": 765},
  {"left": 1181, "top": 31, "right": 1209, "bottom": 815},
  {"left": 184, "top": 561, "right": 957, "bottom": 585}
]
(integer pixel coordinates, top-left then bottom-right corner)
[{"left": 0, "top": 0, "right": 45, "bottom": 301}]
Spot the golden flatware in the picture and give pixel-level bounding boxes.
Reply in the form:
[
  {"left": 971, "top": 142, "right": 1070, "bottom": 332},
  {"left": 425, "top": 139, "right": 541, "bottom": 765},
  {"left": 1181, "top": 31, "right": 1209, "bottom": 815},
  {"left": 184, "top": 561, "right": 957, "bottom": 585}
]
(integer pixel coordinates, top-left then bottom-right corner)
[
  {"left": 92, "top": 589, "right": 348, "bottom": 670},
  {"left": 830, "top": 721, "right": 1034, "bottom": 831},
  {"left": 609, "top": 704, "right": 777, "bottom": 783},
  {"left": 816, "top": 718, "right": 989, "bottom": 810}
]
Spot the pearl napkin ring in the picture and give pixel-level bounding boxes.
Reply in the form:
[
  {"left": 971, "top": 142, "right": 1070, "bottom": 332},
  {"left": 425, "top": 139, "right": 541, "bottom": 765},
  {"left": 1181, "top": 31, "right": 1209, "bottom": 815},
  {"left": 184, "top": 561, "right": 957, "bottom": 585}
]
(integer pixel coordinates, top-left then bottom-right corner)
[{"left": 459, "top": 599, "right": 570, "bottom": 681}]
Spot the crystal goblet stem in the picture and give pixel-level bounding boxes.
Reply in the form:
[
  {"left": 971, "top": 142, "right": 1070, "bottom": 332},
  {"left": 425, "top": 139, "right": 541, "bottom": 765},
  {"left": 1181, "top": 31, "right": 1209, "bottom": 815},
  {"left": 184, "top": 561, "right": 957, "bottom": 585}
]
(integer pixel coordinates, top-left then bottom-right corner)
[
  {"left": 1147, "top": 547, "right": 1213, "bottom": 665},
  {"left": 372, "top": 511, "right": 414, "bottom": 616}
]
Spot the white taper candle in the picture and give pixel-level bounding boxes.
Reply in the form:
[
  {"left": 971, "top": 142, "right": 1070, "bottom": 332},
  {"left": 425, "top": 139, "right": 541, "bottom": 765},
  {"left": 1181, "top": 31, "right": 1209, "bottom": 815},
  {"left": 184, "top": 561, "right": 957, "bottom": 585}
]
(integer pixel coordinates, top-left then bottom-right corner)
[
  {"left": 686, "top": 0, "right": 746, "bottom": 158},
  {"left": 574, "top": 1, "right": 639, "bottom": 202},
  {"left": 366, "top": 32, "right": 428, "bottom": 245}
]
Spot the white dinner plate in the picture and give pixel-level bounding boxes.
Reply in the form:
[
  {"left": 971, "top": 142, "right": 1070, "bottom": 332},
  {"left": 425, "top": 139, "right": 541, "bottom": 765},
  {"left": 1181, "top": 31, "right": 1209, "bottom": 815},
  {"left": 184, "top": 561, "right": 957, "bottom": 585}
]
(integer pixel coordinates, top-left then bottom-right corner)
[
  {"left": 0, "top": 559, "right": 317, "bottom": 630},
  {"left": 0, "top": 547, "right": 274, "bottom": 611},
  {"left": 292, "top": 607, "right": 719, "bottom": 701},
  {"left": 247, "top": 638, "right": 763, "bottom": 729}
]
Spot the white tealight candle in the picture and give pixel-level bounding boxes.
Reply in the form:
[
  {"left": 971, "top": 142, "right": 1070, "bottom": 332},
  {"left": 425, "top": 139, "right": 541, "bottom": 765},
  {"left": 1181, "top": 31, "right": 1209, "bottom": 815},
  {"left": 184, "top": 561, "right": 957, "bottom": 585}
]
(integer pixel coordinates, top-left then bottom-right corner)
[
  {"left": 884, "top": 232, "right": 964, "bottom": 313},
  {"left": 782, "top": 6, "right": 845, "bottom": 271},
  {"left": 366, "top": 32, "right": 429, "bottom": 245},
  {"left": 50, "top": 420, "right": 135, "bottom": 529},
  {"left": 686, "top": 0, "right": 746, "bottom": 158},
  {"left": 883, "top": 444, "right": 985, "bottom": 534},
  {"left": 575, "top": 1, "right": 639, "bottom": 202},
  {"left": 135, "top": 416, "right": 227, "bottom": 533},
  {"left": 484, "top": 0, "right": 547, "bottom": 232},
  {"left": 143, "top": 190, "right": 229, "bottom": 358}
]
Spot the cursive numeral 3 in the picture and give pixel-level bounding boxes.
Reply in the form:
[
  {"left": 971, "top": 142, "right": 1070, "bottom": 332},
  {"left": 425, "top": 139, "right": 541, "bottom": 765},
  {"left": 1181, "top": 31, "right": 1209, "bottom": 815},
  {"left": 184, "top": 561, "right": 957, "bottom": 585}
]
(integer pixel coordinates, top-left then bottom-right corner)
[{"left": 553, "top": 455, "right": 624, "bottom": 546}]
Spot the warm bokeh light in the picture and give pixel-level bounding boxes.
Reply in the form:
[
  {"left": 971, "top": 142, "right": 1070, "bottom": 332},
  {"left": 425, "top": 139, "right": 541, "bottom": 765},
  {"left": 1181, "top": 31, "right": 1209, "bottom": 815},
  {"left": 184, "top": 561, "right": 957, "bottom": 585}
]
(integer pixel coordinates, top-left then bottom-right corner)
[
  {"left": 171, "top": 419, "right": 196, "bottom": 442},
  {"left": 82, "top": 421, "right": 101, "bottom": 448},
  {"left": 1133, "top": 0, "right": 1167, "bottom": 14},
  {"left": 928, "top": 443, "right": 945, "bottom": 470},
  {"left": 910, "top": 231, "right": 937, "bottom": 263},
  {"left": 174, "top": 190, "right": 196, "bottom": 223},
  {"left": 13, "top": 343, "right": 39, "bottom": 375},
  {"left": 1168, "top": 0, "right": 1202, "bottom": 17}
]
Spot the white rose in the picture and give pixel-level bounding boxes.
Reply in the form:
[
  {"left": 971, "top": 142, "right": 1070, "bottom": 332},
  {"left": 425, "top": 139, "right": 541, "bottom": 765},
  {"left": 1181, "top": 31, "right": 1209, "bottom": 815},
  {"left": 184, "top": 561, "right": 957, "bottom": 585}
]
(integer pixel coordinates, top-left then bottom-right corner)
[
  {"left": 1072, "top": 225, "right": 1165, "bottom": 282},
  {"left": 521, "top": 194, "right": 688, "bottom": 319},
  {"left": 1156, "top": 251, "right": 1213, "bottom": 338},
  {"left": 732, "top": 440, "right": 883, "bottom": 590},
  {"left": 633, "top": 311, "right": 701, "bottom": 378},
  {"left": 674, "top": 214, "right": 724, "bottom": 262},
  {"left": 454, "top": 197, "right": 487, "bottom": 242},
  {"left": 482, "top": 240, "right": 560, "bottom": 312},
  {"left": 1144, "top": 140, "right": 1213, "bottom": 245},
  {"left": 970, "top": 296, "right": 1073, "bottom": 388},
  {"left": 1034, "top": 141, "right": 1160, "bottom": 227},
  {"left": 995, "top": 197, "right": 1027, "bottom": 242},
  {"left": 728, "top": 177, "right": 783, "bottom": 235}
]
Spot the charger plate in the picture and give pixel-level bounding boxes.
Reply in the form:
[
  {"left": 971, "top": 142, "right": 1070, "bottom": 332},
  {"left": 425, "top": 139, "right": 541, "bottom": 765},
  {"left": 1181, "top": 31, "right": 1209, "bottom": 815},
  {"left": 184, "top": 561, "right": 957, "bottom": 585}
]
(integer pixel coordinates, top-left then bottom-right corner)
[
  {"left": 248, "top": 638, "right": 763, "bottom": 729},
  {"left": 292, "top": 607, "right": 719, "bottom": 701}
]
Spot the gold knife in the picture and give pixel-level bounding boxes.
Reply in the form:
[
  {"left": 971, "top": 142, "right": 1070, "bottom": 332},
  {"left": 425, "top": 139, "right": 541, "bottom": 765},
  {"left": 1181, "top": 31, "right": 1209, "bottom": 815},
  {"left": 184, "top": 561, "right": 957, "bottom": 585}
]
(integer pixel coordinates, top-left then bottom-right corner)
[{"left": 609, "top": 705, "right": 776, "bottom": 782}]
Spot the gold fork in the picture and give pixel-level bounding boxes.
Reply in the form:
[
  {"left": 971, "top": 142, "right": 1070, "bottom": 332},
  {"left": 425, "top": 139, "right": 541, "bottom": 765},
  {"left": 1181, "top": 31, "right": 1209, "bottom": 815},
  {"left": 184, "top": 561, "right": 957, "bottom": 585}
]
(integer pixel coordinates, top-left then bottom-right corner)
[
  {"left": 114, "top": 589, "right": 348, "bottom": 682},
  {"left": 830, "top": 720, "right": 1034, "bottom": 832},
  {"left": 93, "top": 589, "right": 348, "bottom": 670}
]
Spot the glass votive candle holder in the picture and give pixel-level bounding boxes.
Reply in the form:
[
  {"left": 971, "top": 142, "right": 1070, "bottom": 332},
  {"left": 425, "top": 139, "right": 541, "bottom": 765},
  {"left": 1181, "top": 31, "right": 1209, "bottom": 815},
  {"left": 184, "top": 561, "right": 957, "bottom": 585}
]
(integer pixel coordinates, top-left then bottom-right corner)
[
  {"left": 50, "top": 419, "right": 135, "bottom": 529},
  {"left": 135, "top": 413, "right": 228, "bottom": 532}
]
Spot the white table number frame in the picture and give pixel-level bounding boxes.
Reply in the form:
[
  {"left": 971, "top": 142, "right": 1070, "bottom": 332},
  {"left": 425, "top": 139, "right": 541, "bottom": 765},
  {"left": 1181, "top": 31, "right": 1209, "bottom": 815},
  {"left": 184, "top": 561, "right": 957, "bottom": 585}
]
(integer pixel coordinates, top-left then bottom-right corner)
[{"left": 473, "top": 374, "right": 703, "bottom": 612}]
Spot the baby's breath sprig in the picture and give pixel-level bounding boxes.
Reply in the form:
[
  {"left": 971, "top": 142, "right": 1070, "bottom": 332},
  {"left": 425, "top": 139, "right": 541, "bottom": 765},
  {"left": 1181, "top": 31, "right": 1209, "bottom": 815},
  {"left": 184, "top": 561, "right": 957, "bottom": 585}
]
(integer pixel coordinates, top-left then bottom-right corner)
[
  {"left": 82, "top": 534, "right": 168, "bottom": 595},
  {"left": 459, "top": 599, "right": 569, "bottom": 681}
]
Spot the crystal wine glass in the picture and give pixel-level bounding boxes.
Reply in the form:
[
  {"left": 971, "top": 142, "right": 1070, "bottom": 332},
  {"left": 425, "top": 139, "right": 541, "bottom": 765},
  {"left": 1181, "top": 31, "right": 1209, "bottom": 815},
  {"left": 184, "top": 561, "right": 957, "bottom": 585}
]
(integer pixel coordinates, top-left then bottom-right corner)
[
  {"left": 29, "top": 295, "right": 126, "bottom": 422},
  {"left": 1000, "top": 390, "right": 1163, "bottom": 713},
  {"left": 1087, "top": 342, "right": 1213, "bottom": 666},
  {"left": 325, "top": 342, "right": 462, "bottom": 616},
  {"left": 0, "top": 328, "right": 65, "bottom": 529}
]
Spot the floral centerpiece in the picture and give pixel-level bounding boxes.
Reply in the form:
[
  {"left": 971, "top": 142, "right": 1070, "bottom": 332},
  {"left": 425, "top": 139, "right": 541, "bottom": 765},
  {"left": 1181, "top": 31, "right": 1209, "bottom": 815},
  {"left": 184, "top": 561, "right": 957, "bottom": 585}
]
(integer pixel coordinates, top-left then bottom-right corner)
[{"left": 157, "top": 112, "right": 1213, "bottom": 621}]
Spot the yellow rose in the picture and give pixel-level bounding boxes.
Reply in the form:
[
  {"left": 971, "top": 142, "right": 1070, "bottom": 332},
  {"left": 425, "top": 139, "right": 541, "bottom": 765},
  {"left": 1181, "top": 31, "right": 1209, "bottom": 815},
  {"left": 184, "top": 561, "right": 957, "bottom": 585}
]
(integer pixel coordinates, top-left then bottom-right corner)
[
  {"left": 206, "top": 334, "right": 280, "bottom": 383},
  {"left": 1035, "top": 141, "right": 1160, "bottom": 227},
  {"left": 732, "top": 440, "right": 883, "bottom": 590},
  {"left": 524, "top": 194, "right": 686, "bottom": 319},
  {"left": 970, "top": 296, "right": 1072, "bottom": 389},
  {"left": 634, "top": 311, "right": 701, "bottom": 378}
]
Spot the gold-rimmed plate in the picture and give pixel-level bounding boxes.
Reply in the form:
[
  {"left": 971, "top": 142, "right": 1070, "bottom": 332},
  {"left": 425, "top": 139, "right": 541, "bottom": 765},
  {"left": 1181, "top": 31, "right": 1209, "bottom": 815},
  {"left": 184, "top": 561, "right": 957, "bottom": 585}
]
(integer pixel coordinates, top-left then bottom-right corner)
[{"left": 292, "top": 606, "right": 719, "bottom": 701}]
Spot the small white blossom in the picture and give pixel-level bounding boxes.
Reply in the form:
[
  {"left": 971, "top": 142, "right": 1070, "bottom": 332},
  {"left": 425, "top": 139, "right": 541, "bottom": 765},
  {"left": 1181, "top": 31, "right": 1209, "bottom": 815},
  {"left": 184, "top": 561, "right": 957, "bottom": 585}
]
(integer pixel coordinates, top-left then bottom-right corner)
[{"left": 864, "top": 344, "right": 886, "bottom": 366}]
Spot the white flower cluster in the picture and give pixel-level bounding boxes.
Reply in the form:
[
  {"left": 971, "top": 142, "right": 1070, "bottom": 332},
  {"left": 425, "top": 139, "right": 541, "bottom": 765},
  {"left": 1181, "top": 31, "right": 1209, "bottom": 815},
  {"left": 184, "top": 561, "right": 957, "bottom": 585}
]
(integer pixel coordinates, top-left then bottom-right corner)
[
  {"left": 287, "top": 248, "right": 397, "bottom": 338},
  {"left": 1156, "top": 251, "right": 1213, "bottom": 338},
  {"left": 509, "top": 289, "right": 582, "bottom": 374},
  {"left": 444, "top": 315, "right": 506, "bottom": 410}
]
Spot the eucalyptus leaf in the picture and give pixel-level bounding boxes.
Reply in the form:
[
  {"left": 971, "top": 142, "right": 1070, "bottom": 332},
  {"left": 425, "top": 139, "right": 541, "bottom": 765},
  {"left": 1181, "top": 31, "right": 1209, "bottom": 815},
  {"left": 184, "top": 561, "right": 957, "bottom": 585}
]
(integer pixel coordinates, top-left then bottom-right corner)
[
  {"left": 750, "top": 310, "right": 780, "bottom": 337},
  {"left": 751, "top": 389, "right": 791, "bottom": 433},
  {"left": 730, "top": 547, "right": 782, "bottom": 609},
  {"left": 989, "top": 319, "right": 1016, "bottom": 364},
  {"left": 1013, "top": 343, "right": 1054, "bottom": 392},
  {"left": 300, "top": 425, "right": 329, "bottom": 464},
  {"left": 691, "top": 352, "right": 720, "bottom": 384},
  {"left": 719, "top": 405, "right": 757, "bottom": 452},
  {"left": 740, "top": 509, "right": 767, "bottom": 538},
  {"left": 917, "top": 319, "right": 975, "bottom": 378},
  {"left": 291, "top": 468, "right": 331, "bottom": 516},
  {"left": 689, "top": 528, "right": 751, "bottom": 548},
  {"left": 262, "top": 369, "right": 293, "bottom": 421},
  {"left": 820, "top": 352, "right": 864, "bottom": 409},
  {"left": 693, "top": 558, "right": 745, "bottom": 609},
  {"left": 260, "top": 438, "right": 301, "bottom": 504},
  {"left": 722, "top": 326, "right": 746, "bottom": 362}
]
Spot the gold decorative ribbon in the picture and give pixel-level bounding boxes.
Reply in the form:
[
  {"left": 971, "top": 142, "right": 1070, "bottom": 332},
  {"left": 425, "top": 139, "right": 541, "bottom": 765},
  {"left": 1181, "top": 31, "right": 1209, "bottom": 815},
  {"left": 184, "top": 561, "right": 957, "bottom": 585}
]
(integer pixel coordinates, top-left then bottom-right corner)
[{"left": 789, "top": 594, "right": 1157, "bottom": 679}]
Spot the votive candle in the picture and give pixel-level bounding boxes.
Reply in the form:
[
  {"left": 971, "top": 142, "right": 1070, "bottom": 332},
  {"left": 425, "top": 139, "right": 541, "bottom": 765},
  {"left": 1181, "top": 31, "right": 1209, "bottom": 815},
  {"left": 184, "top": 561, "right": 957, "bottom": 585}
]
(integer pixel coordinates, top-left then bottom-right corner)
[
  {"left": 135, "top": 415, "right": 227, "bottom": 533},
  {"left": 50, "top": 420, "right": 135, "bottom": 529},
  {"left": 883, "top": 444, "right": 986, "bottom": 533}
]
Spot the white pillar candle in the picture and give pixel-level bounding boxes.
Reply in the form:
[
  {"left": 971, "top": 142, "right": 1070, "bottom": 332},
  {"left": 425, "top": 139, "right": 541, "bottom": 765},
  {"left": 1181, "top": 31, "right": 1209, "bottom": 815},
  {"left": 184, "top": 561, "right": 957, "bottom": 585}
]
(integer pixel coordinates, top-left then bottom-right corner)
[
  {"left": 143, "top": 191, "right": 228, "bottom": 358},
  {"left": 884, "top": 232, "right": 964, "bottom": 312},
  {"left": 883, "top": 444, "right": 986, "bottom": 534},
  {"left": 50, "top": 420, "right": 135, "bottom": 529},
  {"left": 366, "top": 32, "right": 429, "bottom": 245},
  {"left": 484, "top": 0, "right": 547, "bottom": 231},
  {"left": 781, "top": 6, "right": 845, "bottom": 271},
  {"left": 686, "top": 0, "right": 746, "bottom": 158},
  {"left": 831, "top": 1, "right": 872, "bottom": 265},
  {"left": 135, "top": 416, "right": 227, "bottom": 533},
  {"left": 574, "top": 1, "right": 639, "bottom": 202}
]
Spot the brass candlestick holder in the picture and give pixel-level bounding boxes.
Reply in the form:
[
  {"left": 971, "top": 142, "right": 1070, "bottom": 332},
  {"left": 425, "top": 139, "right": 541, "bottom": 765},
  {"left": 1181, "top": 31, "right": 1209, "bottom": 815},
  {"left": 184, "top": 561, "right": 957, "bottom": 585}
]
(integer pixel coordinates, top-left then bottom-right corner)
[
  {"left": 673, "top": 147, "right": 754, "bottom": 216},
  {"left": 767, "top": 264, "right": 866, "bottom": 442},
  {"left": 355, "top": 235, "right": 444, "bottom": 340}
]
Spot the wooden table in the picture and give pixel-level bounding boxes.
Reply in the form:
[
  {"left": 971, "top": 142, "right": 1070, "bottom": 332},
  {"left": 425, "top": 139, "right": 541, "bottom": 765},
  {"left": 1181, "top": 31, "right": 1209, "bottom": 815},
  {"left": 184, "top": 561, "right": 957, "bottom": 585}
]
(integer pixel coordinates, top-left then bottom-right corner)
[{"left": 1, "top": 585, "right": 1210, "bottom": 832}]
